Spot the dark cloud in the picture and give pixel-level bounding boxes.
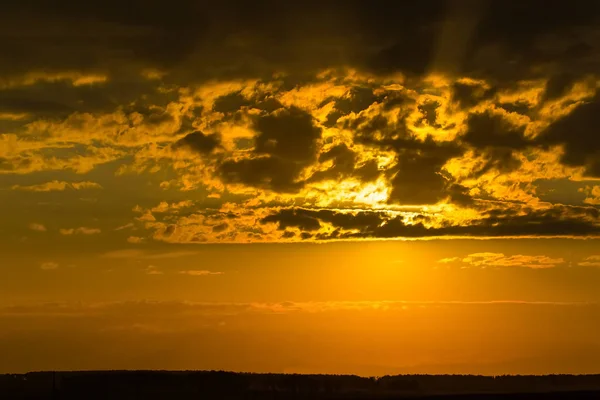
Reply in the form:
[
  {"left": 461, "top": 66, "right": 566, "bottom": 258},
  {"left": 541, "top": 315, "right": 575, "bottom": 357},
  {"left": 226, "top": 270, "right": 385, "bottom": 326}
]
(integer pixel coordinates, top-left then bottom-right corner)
[
  {"left": 538, "top": 95, "right": 600, "bottom": 177},
  {"left": 463, "top": 111, "right": 528, "bottom": 149},
  {"left": 3, "top": 0, "right": 597, "bottom": 84},
  {"left": 308, "top": 144, "right": 379, "bottom": 183},
  {"left": 254, "top": 97, "right": 285, "bottom": 113},
  {"left": 497, "top": 101, "right": 532, "bottom": 116},
  {"left": 323, "top": 87, "right": 381, "bottom": 127},
  {"left": 262, "top": 205, "right": 600, "bottom": 240},
  {"left": 219, "top": 156, "right": 304, "bottom": 192},
  {"left": 386, "top": 139, "right": 463, "bottom": 205},
  {"left": 542, "top": 73, "right": 578, "bottom": 103},
  {"left": 174, "top": 131, "right": 221, "bottom": 154},
  {"left": 218, "top": 106, "right": 321, "bottom": 192},
  {"left": 261, "top": 208, "right": 321, "bottom": 231},
  {"left": 451, "top": 81, "right": 496, "bottom": 109},
  {"left": 212, "top": 91, "right": 251, "bottom": 114},
  {"left": 253, "top": 106, "right": 321, "bottom": 162},
  {"left": 261, "top": 208, "right": 384, "bottom": 235},
  {"left": 0, "top": 95, "right": 72, "bottom": 117},
  {"left": 417, "top": 101, "right": 442, "bottom": 128},
  {"left": 472, "top": 147, "right": 522, "bottom": 178},
  {"left": 447, "top": 184, "right": 474, "bottom": 206},
  {"left": 211, "top": 222, "right": 229, "bottom": 233},
  {"left": 460, "top": 111, "right": 531, "bottom": 177}
]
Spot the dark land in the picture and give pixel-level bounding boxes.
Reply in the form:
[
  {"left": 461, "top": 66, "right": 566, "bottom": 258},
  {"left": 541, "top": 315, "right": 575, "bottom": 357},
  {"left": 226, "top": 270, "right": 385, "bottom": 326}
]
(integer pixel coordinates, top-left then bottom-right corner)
[{"left": 3, "top": 371, "right": 600, "bottom": 399}]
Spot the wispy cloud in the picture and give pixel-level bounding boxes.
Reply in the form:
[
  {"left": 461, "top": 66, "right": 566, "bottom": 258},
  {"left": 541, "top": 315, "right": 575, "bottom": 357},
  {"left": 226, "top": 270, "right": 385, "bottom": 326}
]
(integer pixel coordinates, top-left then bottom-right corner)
[
  {"left": 114, "top": 223, "right": 134, "bottom": 231},
  {"left": 178, "top": 270, "right": 224, "bottom": 276},
  {"left": 40, "top": 262, "right": 58, "bottom": 270},
  {"left": 101, "top": 249, "right": 199, "bottom": 259},
  {"left": 12, "top": 180, "right": 102, "bottom": 192},
  {"left": 145, "top": 265, "right": 163, "bottom": 275},
  {"left": 0, "top": 300, "right": 594, "bottom": 319},
  {"left": 579, "top": 255, "right": 600, "bottom": 267},
  {"left": 29, "top": 223, "right": 47, "bottom": 232},
  {"left": 59, "top": 227, "right": 101, "bottom": 235},
  {"left": 438, "top": 253, "right": 565, "bottom": 269}
]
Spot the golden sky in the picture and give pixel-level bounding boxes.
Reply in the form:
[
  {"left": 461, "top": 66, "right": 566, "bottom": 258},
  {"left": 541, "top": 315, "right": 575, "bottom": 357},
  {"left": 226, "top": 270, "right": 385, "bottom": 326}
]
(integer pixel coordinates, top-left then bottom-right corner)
[{"left": 1, "top": 0, "right": 600, "bottom": 375}]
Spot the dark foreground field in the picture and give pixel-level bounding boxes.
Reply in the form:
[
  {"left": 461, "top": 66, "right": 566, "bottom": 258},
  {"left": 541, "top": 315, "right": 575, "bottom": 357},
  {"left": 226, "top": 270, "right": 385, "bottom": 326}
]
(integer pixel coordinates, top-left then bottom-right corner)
[{"left": 3, "top": 371, "right": 600, "bottom": 399}]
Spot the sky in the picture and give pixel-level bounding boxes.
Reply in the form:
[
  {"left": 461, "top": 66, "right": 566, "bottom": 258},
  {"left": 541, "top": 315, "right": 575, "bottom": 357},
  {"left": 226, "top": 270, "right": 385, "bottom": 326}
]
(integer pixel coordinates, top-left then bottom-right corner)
[{"left": 1, "top": 0, "right": 600, "bottom": 375}]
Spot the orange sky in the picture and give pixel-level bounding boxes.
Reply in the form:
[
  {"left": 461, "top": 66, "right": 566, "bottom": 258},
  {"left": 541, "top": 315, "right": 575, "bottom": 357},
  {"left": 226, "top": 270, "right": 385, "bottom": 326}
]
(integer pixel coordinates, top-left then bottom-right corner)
[{"left": 1, "top": 0, "right": 600, "bottom": 375}]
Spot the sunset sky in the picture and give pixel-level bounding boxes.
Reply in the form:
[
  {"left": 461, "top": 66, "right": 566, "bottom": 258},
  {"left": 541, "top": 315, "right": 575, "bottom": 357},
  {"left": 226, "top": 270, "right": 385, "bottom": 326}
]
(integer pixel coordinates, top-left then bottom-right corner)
[{"left": 2, "top": 0, "right": 600, "bottom": 375}]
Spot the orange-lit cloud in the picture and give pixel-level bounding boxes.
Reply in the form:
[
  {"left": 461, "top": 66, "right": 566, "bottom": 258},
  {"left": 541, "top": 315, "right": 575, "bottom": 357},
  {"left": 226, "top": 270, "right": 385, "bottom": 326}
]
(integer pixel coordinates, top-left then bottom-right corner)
[
  {"left": 11, "top": 180, "right": 102, "bottom": 192},
  {"left": 178, "top": 270, "right": 224, "bottom": 276},
  {"left": 40, "top": 262, "right": 58, "bottom": 270},
  {"left": 29, "top": 223, "right": 47, "bottom": 232},
  {"left": 578, "top": 256, "right": 600, "bottom": 267},
  {"left": 460, "top": 253, "right": 565, "bottom": 269},
  {"left": 59, "top": 227, "right": 102, "bottom": 235}
]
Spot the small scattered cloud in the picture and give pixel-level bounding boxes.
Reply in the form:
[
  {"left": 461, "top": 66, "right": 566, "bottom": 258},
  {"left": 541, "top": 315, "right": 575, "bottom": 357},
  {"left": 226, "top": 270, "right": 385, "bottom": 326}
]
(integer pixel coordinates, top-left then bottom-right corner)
[
  {"left": 136, "top": 211, "right": 156, "bottom": 222},
  {"left": 59, "top": 227, "right": 101, "bottom": 235},
  {"left": 40, "top": 262, "right": 58, "bottom": 270},
  {"left": 12, "top": 180, "right": 102, "bottom": 192},
  {"left": 438, "top": 257, "right": 460, "bottom": 263},
  {"left": 29, "top": 223, "right": 47, "bottom": 232},
  {"left": 145, "top": 265, "right": 163, "bottom": 275},
  {"left": 178, "top": 270, "right": 224, "bottom": 276},
  {"left": 150, "top": 200, "right": 193, "bottom": 213},
  {"left": 127, "top": 236, "right": 145, "bottom": 244},
  {"left": 578, "top": 255, "right": 600, "bottom": 267}
]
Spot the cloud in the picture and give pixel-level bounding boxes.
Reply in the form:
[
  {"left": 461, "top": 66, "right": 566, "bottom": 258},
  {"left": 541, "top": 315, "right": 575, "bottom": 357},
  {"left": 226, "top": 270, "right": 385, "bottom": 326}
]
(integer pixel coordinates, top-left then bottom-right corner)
[
  {"left": 178, "top": 270, "right": 224, "bottom": 276},
  {"left": 257, "top": 206, "right": 600, "bottom": 241},
  {"left": 173, "top": 131, "right": 221, "bottom": 154},
  {"left": 150, "top": 200, "right": 193, "bottom": 213},
  {"left": 71, "top": 181, "right": 103, "bottom": 190},
  {"left": 145, "top": 265, "right": 163, "bottom": 275},
  {"left": 581, "top": 186, "right": 600, "bottom": 205},
  {"left": 11, "top": 180, "right": 102, "bottom": 192},
  {"left": 40, "top": 262, "right": 58, "bottom": 270},
  {"left": 59, "top": 227, "right": 101, "bottom": 235},
  {"left": 438, "top": 253, "right": 566, "bottom": 269},
  {"left": 539, "top": 94, "right": 600, "bottom": 177},
  {"left": 219, "top": 106, "right": 322, "bottom": 193},
  {"left": 387, "top": 140, "right": 463, "bottom": 205},
  {"left": 29, "top": 223, "right": 46, "bottom": 232},
  {"left": 114, "top": 223, "right": 134, "bottom": 231},
  {"left": 438, "top": 257, "right": 460, "bottom": 264},
  {"left": 127, "top": 236, "right": 145, "bottom": 244},
  {"left": 101, "top": 249, "right": 199, "bottom": 259},
  {"left": 0, "top": 299, "right": 593, "bottom": 321},
  {"left": 578, "top": 256, "right": 600, "bottom": 267},
  {"left": 2, "top": 1, "right": 600, "bottom": 243},
  {"left": 460, "top": 253, "right": 565, "bottom": 269}
]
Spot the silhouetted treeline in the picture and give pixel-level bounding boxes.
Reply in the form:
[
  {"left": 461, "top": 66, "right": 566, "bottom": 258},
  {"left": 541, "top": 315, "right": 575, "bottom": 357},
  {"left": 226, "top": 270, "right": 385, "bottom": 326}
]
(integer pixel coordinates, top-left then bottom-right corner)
[{"left": 3, "top": 371, "right": 600, "bottom": 399}]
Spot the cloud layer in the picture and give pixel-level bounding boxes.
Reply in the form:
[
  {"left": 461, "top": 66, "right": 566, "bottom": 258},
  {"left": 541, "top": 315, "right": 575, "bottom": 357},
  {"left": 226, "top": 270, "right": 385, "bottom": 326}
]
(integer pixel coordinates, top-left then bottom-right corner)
[{"left": 2, "top": 1, "right": 600, "bottom": 243}]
